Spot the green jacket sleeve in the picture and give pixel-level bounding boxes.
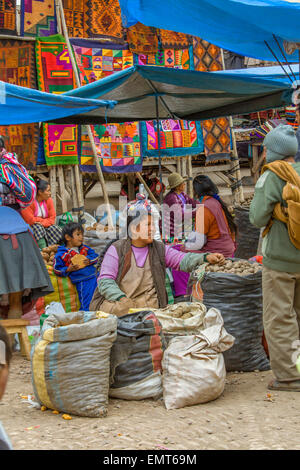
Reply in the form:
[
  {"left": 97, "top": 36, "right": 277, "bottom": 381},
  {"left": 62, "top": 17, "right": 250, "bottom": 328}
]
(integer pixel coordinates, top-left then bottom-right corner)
[
  {"left": 98, "top": 278, "right": 126, "bottom": 302},
  {"left": 179, "top": 252, "right": 208, "bottom": 272},
  {"left": 249, "top": 170, "right": 284, "bottom": 228}
]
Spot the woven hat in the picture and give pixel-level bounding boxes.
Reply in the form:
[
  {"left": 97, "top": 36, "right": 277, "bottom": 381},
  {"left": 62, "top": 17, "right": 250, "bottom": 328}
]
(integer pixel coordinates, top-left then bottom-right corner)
[
  {"left": 167, "top": 173, "right": 187, "bottom": 190},
  {"left": 264, "top": 124, "right": 298, "bottom": 163}
]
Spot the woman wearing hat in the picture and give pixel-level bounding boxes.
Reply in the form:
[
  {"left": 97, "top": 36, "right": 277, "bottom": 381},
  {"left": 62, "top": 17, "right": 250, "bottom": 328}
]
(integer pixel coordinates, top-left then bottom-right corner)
[{"left": 163, "top": 172, "right": 198, "bottom": 241}]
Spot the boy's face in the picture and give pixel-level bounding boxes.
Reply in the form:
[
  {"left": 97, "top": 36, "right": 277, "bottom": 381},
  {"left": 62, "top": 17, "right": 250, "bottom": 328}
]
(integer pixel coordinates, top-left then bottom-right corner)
[
  {"left": 65, "top": 229, "right": 84, "bottom": 247},
  {"left": 0, "top": 365, "right": 9, "bottom": 401}
]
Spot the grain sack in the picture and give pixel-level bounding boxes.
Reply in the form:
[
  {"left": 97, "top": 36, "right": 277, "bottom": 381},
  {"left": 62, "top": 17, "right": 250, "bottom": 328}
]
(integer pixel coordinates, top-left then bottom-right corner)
[
  {"left": 32, "top": 311, "right": 117, "bottom": 417},
  {"left": 84, "top": 229, "right": 116, "bottom": 255},
  {"left": 234, "top": 207, "right": 260, "bottom": 259},
  {"left": 152, "top": 302, "right": 206, "bottom": 342},
  {"left": 162, "top": 308, "right": 235, "bottom": 410},
  {"left": 109, "top": 310, "right": 166, "bottom": 400},
  {"left": 201, "top": 264, "right": 270, "bottom": 372}
]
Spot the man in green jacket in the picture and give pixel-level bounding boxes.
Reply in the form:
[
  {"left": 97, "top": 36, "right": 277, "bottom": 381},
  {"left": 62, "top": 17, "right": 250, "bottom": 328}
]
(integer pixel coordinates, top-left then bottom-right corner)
[{"left": 250, "top": 125, "right": 300, "bottom": 391}]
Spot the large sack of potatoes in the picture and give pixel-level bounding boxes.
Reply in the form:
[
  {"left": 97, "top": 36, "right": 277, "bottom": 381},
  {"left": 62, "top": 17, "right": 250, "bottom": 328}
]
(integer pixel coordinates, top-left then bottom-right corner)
[
  {"left": 109, "top": 310, "right": 166, "bottom": 400},
  {"left": 152, "top": 302, "right": 207, "bottom": 343},
  {"left": 162, "top": 308, "right": 235, "bottom": 410},
  {"left": 84, "top": 224, "right": 117, "bottom": 255},
  {"left": 234, "top": 206, "right": 260, "bottom": 259},
  {"left": 32, "top": 311, "right": 117, "bottom": 417},
  {"left": 200, "top": 258, "right": 270, "bottom": 372}
]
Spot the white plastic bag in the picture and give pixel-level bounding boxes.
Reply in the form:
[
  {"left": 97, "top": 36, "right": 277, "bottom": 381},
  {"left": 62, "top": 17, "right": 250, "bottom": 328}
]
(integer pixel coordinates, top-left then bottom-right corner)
[
  {"left": 45, "top": 302, "right": 65, "bottom": 316},
  {"left": 162, "top": 308, "right": 235, "bottom": 410}
]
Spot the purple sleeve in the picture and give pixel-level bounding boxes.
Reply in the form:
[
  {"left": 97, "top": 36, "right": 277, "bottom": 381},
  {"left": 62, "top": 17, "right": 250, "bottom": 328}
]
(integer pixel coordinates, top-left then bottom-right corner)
[
  {"left": 99, "top": 245, "right": 119, "bottom": 280},
  {"left": 165, "top": 245, "right": 186, "bottom": 270}
]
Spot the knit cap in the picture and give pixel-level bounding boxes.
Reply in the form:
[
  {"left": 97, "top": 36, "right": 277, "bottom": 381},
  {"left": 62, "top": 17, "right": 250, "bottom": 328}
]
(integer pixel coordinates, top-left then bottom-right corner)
[{"left": 263, "top": 124, "right": 298, "bottom": 163}]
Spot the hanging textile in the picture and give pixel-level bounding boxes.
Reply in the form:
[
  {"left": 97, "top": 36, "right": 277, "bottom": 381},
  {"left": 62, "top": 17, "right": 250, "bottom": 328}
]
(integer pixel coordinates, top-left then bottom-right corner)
[
  {"left": 71, "top": 38, "right": 133, "bottom": 85},
  {"left": 201, "top": 118, "right": 232, "bottom": 164},
  {"left": 0, "top": 0, "right": 16, "bottom": 35},
  {"left": 159, "top": 29, "right": 191, "bottom": 50},
  {"left": 0, "top": 124, "right": 39, "bottom": 170},
  {"left": 127, "top": 22, "right": 159, "bottom": 54},
  {"left": 140, "top": 120, "right": 203, "bottom": 158},
  {"left": 0, "top": 40, "right": 39, "bottom": 170},
  {"left": 21, "top": 0, "right": 57, "bottom": 37},
  {"left": 85, "top": 0, "right": 124, "bottom": 41},
  {"left": 192, "top": 37, "right": 231, "bottom": 163},
  {"left": 79, "top": 123, "right": 142, "bottom": 173},
  {"left": 36, "top": 34, "right": 79, "bottom": 166},
  {"left": 63, "top": 0, "right": 88, "bottom": 38},
  {"left": 136, "top": 47, "right": 191, "bottom": 69}
]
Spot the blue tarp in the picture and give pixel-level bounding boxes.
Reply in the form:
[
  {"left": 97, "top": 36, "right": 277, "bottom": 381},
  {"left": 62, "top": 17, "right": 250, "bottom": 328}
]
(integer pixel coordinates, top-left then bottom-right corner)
[
  {"left": 0, "top": 81, "right": 116, "bottom": 125},
  {"left": 119, "top": 0, "right": 300, "bottom": 62},
  {"left": 60, "top": 64, "right": 295, "bottom": 123}
]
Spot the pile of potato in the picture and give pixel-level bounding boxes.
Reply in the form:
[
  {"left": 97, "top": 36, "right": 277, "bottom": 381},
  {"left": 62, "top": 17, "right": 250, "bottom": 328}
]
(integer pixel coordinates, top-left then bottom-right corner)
[
  {"left": 235, "top": 195, "right": 254, "bottom": 209},
  {"left": 85, "top": 223, "right": 110, "bottom": 232},
  {"left": 205, "top": 259, "right": 262, "bottom": 276},
  {"left": 41, "top": 244, "right": 59, "bottom": 266},
  {"left": 161, "top": 304, "right": 194, "bottom": 319}
]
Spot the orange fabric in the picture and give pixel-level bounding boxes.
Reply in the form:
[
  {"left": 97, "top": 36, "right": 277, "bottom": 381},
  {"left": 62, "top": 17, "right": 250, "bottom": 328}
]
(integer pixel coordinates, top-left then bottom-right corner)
[
  {"left": 195, "top": 196, "right": 234, "bottom": 241},
  {"left": 21, "top": 198, "right": 56, "bottom": 228}
]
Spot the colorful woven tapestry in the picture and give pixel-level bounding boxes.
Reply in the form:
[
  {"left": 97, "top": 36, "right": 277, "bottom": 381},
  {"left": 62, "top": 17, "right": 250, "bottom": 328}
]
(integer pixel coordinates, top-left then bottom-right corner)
[
  {"left": 136, "top": 47, "right": 191, "bottom": 69},
  {"left": 127, "top": 22, "right": 159, "bottom": 54},
  {"left": 0, "top": 124, "right": 39, "bottom": 170},
  {"left": 193, "top": 37, "right": 222, "bottom": 72},
  {"left": 159, "top": 29, "right": 191, "bottom": 50},
  {"left": 36, "top": 34, "right": 79, "bottom": 166},
  {"left": 0, "top": 39, "right": 36, "bottom": 88},
  {"left": 71, "top": 38, "right": 133, "bottom": 85},
  {"left": 79, "top": 123, "right": 142, "bottom": 173},
  {"left": 0, "top": 0, "right": 16, "bottom": 35},
  {"left": 85, "top": 0, "right": 124, "bottom": 40},
  {"left": 21, "top": 0, "right": 57, "bottom": 37},
  {"left": 140, "top": 120, "right": 203, "bottom": 158},
  {"left": 201, "top": 118, "right": 232, "bottom": 164},
  {"left": 42, "top": 123, "right": 80, "bottom": 166},
  {"left": 63, "top": 0, "right": 88, "bottom": 38}
]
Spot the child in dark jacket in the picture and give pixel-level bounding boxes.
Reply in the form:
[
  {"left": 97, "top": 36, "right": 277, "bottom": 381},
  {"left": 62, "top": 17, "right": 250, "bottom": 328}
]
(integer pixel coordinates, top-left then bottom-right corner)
[{"left": 54, "top": 222, "right": 98, "bottom": 311}]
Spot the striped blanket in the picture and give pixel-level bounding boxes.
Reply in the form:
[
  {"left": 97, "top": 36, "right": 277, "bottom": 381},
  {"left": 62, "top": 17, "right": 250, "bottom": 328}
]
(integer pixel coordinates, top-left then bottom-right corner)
[{"left": 0, "top": 149, "right": 36, "bottom": 208}]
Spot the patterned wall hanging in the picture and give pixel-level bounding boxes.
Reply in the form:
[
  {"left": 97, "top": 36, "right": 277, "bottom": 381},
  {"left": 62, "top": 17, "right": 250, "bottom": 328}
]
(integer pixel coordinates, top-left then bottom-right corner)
[
  {"left": 71, "top": 38, "right": 133, "bottom": 85},
  {"left": 127, "top": 22, "right": 159, "bottom": 54},
  {"left": 192, "top": 36, "right": 232, "bottom": 163},
  {"left": 0, "top": 39, "right": 38, "bottom": 169},
  {"left": 63, "top": 0, "right": 87, "bottom": 38},
  {"left": 136, "top": 47, "right": 191, "bottom": 69},
  {"left": 140, "top": 120, "right": 203, "bottom": 158},
  {"left": 36, "top": 34, "right": 79, "bottom": 166},
  {"left": 0, "top": 0, "right": 16, "bottom": 35},
  {"left": 159, "top": 29, "right": 192, "bottom": 50},
  {"left": 80, "top": 123, "right": 142, "bottom": 173},
  {"left": 85, "top": 0, "right": 124, "bottom": 41},
  {"left": 21, "top": 0, "right": 57, "bottom": 37}
]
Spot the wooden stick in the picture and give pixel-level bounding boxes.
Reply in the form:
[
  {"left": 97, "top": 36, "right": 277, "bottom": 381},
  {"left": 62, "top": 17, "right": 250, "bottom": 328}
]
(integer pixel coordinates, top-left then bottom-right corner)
[
  {"left": 57, "top": 0, "right": 113, "bottom": 228},
  {"left": 49, "top": 166, "right": 57, "bottom": 212},
  {"left": 58, "top": 165, "right": 68, "bottom": 213},
  {"left": 187, "top": 155, "right": 193, "bottom": 198},
  {"left": 136, "top": 172, "right": 160, "bottom": 206},
  {"left": 69, "top": 166, "right": 78, "bottom": 213}
]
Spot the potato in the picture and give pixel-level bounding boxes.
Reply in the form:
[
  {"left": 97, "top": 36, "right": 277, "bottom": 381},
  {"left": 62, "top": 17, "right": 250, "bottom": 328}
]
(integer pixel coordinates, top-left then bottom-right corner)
[{"left": 181, "top": 313, "right": 192, "bottom": 319}]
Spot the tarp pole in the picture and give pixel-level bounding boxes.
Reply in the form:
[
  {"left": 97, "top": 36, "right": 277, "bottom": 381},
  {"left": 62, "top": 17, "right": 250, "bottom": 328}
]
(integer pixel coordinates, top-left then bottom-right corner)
[
  {"left": 156, "top": 95, "right": 165, "bottom": 240},
  {"left": 57, "top": 0, "right": 114, "bottom": 228}
]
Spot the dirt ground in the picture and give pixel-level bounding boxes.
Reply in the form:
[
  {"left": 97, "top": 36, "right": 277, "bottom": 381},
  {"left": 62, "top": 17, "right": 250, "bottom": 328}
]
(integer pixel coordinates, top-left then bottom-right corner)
[{"left": 1, "top": 354, "right": 300, "bottom": 451}]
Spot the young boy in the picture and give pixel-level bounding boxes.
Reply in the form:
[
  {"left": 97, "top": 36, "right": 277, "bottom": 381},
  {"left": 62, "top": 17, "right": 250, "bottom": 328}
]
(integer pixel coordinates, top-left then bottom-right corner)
[
  {"left": 54, "top": 222, "right": 98, "bottom": 311},
  {"left": 0, "top": 325, "right": 13, "bottom": 450}
]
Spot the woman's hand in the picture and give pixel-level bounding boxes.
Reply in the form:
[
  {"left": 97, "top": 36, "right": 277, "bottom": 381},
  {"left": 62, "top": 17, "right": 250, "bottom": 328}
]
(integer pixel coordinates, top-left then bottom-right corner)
[{"left": 206, "top": 253, "right": 225, "bottom": 265}]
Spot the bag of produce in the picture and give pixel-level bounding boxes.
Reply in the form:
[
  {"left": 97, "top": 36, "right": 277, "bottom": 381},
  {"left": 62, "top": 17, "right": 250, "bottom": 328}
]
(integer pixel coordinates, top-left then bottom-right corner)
[
  {"left": 152, "top": 302, "right": 206, "bottom": 342},
  {"left": 200, "top": 258, "right": 270, "bottom": 372},
  {"left": 162, "top": 307, "right": 234, "bottom": 410},
  {"left": 32, "top": 311, "right": 117, "bottom": 417},
  {"left": 234, "top": 206, "right": 260, "bottom": 259},
  {"left": 109, "top": 310, "right": 166, "bottom": 400}
]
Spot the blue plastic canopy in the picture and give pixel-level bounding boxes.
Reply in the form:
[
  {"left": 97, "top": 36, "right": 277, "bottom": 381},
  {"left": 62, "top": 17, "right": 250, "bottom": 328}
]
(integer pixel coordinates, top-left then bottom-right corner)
[
  {"left": 59, "top": 64, "right": 296, "bottom": 124},
  {"left": 119, "top": 0, "right": 300, "bottom": 62},
  {"left": 0, "top": 81, "right": 116, "bottom": 125}
]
